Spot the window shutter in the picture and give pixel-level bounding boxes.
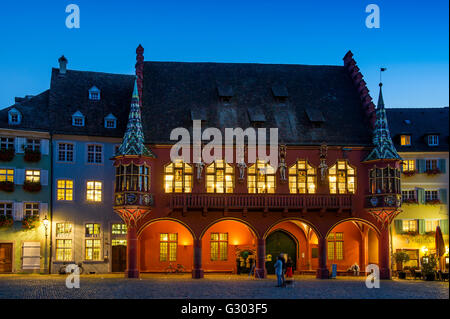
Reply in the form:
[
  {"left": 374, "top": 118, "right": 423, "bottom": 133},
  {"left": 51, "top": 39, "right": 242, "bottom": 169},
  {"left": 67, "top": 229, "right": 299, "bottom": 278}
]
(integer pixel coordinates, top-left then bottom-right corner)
[
  {"left": 438, "top": 159, "right": 446, "bottom": 173},
  {"left": 416, "top": 159, "right": 426, "bottom": 173},
  {"left": 440, "top": 220, "right": 449, "bottom": 235},
  {"left": 394, "top": 220, "right": 403, "bottom": 234},
  {"left": 14, "top": 137, "right": 26, "bottom": 154},
  {"left": 13, "top": 202, "right": 24, "bottom": 221},
  {"left": 41, "top": 170, "right": 49, "bottom": 186},
  {"left": 400, "top": 162, "right": 404, "bottom": 172},
  {"left": 418, "top": 220, "right": 425, "bottom": 235},
  {"left": 40, "top": 203, "right": 48, "bottom": 218},
  {"left": 15, "top": 169, "right": 25, "bottom": 185},
  {"left": 439, "top": 189, "right": 448, "bottom": 205},
  {"left": 22, "top": 242, "right": 41, "bottom": 270},
  {"left": 41, "top": 139, "right": 49, "bottom": 155},
  {"left": 416, "top": 188, "right": 425, "bottom": 204}
]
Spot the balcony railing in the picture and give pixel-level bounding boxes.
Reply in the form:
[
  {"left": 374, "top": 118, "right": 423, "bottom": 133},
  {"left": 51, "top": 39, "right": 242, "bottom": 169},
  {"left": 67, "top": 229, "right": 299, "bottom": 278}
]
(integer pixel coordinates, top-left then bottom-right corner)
[{"left": 169, "top": 193, "right": 353, "bottom": 211}]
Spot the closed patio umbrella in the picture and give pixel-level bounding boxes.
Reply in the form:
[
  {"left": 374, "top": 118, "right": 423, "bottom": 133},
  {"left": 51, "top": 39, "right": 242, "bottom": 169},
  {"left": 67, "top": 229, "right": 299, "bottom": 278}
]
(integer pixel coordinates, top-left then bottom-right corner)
[{"left": 435, "top": 226, "right": 445, "bottom": 271}]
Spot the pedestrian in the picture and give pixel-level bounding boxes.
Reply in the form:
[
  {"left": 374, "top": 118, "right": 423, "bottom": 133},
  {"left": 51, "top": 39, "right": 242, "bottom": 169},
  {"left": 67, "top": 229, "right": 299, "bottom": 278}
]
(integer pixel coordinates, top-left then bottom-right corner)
[
  {"left": 280, "top": 254, "right": 286, "bottom": 287},
  {"left": 274, "top": 256, "right": 283, "bottom": 287},
  {"left": 286, "top": 257, "right": 293, "bottom": 278}
]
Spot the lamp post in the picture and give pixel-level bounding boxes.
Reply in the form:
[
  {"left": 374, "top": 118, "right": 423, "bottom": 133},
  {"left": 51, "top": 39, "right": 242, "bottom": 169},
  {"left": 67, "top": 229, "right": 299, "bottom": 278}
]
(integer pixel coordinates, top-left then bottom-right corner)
[{"left": 43, "top": 215, "right": 49, "bottom": 273}]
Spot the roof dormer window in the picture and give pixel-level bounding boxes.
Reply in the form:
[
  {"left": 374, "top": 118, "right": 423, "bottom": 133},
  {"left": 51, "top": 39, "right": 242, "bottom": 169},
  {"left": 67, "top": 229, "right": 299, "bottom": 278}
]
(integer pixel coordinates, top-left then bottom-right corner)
[
  {"left": 427, "top": 135, "right": 439, "bottom": 146},
  {"left": 72, "top": 111, "right": 85, "bottom": 127},
  {"left": 104, "top": 113, "right": 117, "bottom": 129},
  {"left": 400, "top": 135, "right": 411, "bottom": 146},
  {"left": 89, "top": 86, "right": 100, "bottom": 101},
  {"left": 8, "top": 108, "right": 22, "bottom": 125}
]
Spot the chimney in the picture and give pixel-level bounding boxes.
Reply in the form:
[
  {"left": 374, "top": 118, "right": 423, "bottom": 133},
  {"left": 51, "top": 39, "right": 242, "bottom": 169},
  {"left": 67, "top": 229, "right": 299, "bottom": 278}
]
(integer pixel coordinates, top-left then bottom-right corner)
[{"left": 58, "top": 55, "right": 68, "bottom": 75}]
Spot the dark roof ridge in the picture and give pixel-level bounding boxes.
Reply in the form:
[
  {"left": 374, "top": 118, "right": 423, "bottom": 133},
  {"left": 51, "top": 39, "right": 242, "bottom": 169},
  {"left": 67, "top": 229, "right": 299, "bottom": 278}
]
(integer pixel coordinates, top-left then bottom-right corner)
[
  {"left": 51, "top": 67, "right": 134, "bottom": 78},
  {"left": 144, "top": 60, "right": 344, "bottom": 68}
]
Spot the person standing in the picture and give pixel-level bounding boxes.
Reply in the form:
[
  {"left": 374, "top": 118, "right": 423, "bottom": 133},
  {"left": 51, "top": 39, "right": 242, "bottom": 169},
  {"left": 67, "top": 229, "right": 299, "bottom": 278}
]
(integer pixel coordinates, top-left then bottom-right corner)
[
  {"left": 274, "top": 256, "right": 283, "bottom": 287},
  {"left": 286, "top": 257, "right": 294, "bottom": 278}
]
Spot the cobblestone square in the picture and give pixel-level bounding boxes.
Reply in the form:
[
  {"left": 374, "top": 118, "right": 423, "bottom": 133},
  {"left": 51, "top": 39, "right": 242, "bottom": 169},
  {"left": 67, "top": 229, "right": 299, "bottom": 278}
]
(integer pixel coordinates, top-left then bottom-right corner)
[{"left": 0, "top": 274, "right": 448, "bottom": 299}]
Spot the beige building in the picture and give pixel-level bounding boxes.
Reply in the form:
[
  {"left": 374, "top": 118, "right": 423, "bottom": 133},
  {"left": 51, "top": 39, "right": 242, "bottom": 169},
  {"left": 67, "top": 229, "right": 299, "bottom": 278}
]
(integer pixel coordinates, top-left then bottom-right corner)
[{"left": 387, "top": 107, "right": 449, "bottom": 270}]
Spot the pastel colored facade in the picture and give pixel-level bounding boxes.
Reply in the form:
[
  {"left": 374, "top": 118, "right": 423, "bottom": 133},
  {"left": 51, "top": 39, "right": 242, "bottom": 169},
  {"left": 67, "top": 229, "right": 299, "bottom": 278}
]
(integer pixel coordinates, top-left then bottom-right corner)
[
  {"left": 387, "top": 108, "right": 449, "bottom": 270},
  {"left": 0, "top": 125, "right": 51, "bottom": 273}
]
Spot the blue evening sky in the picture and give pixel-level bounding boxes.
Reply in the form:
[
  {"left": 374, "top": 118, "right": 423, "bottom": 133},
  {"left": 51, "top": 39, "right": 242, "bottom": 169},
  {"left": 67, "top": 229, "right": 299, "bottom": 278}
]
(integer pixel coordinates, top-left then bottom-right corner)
[{"left": 0, "top": 0, "right": 448, "bottom": 109}]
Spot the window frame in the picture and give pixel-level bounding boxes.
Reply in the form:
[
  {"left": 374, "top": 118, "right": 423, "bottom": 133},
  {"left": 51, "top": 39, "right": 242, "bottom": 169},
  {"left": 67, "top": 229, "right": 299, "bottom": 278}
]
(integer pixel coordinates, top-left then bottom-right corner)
[
  {"left": 159, "top": 233, "right": 178, "bottom": 262},
  {"left": 23, "top": 202, "right": 40, "bottom": 218},
  {"left": 427, "top": 135, "right": 439, "bottom": 146},
  {"left": 0, "top": 202, "right": 13, "bottom": 218},
  {"left": 327, "top": 232, "right": 344, "bottom": 261},
  {"left": 288, "top": 159, "right": 317, "bottom": 194},
  {"left": 247, "top": 160, "right": 276, "bottom": 194},
  {"left": 402, "top": 220, "right": 418, "bottom": 233},
  {"left": 402, "top": 159, "right": 415, "bottom": 172},
  {"left": 57, "top": 142, "right": 75, "bottom": 163},
  {"left": 25, "top": 169, "right": 41, "bottom": 184},
  {"left": 328, "top": 160, "right": 357, "bottom": 194},
  {"left": 86, "top": 180, "right": 103, "bottom": 202},
  {"left": 0, "top": 137, "right": 14, "bottom": 150},
  {"left": 205, "top": 160, "right": 234, "bottom": 193},
  {"left": 210, "top": 232, "right": 228, "bottom": 261},
  {"left": 56, "top": 179, "right": 74, "bottom": 201},
  {"left": 369, "top": 165, "right": 401, "bottom": 194},
  {"left": 400, "top": 135, "right": 411, "bottom": 146},
  {"left": 164, "top": 161, "right": 193, "bottom": 193},
  {"left": 115, "top": 164, "right": 150, "bottom": 192},
  {"left": 0, "top": 168, "right": 14, "bottom": 183},
  {"left": 86, "top": 144, "right": 103, "bottom": 164}
]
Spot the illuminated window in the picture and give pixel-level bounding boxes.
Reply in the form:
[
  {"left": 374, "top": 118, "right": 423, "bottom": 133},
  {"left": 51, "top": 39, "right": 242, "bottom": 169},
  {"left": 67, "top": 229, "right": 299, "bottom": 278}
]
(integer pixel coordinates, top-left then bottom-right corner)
[
  {"left": 56, "top": 223, "right": 73, "bottom": 237},
  {"left": 400, "top": 135, "right": 411, "bottom": 146},
  {"left": 85, "top": 239, "right": 101, "bottom": 261},
  {"left": 25, "top": 170, "right": 40, "bottom": 183},
  {"left": 112, "top": 239, "right": 127, "bottom": 246},
  {"left": 56, "top": 239, "right": 72, "bottom": 261},
  {"left": 160, "top": 233, "right": 178, "bottom": 262},
  {"left": 288, "top": 160, "right": 316, "bottom": 194},
  {"left": 87, "top": 144, "right": 102, "bottom": 164},
  {"left": 327, "top": 232, "right": 344, "bottom": 261},
  {"left": 425, "top": 220, "right": 439, "bottom": 232},
  {"left": 0, "top": 169, "right": 14, "bottom": 182},
  {"left": 206, "top": 160, "right": 234, "bottom": 193},
  {"left": 328, "top": 160, "right": 356, "bottom": 194},
  {"left": 210, "top": 233, "right": 228, "bottom": 261},
  {"left": 369, "top": 166, "right": 401, "bottom": 194},
  {"left": 24, "top": 203, "right": 39, "bottom": 217},
  {"left": 0, "top": 203, "right": 13, "bottom": 218},
  {"left": 0, "top": 137, "right": 14, "bottom": 150},
  {"left": 402, "top": 220, "right": 417, "bottom": 232},
  {"left": 85, "top": 223, "right": 101, "bottom": 237},
  {"left": 86, "top": 181, "right": 102, "bottom": 202},
  {"left": 112, "top": 224, "right": 127, "bottom": 235},
  {"left": 115, "top": 164, "right": 150, "bottom": 192},
  {"left": 57, "top": 180, "right": 73, "bottom": 201},
  {"left": 164, "top": 161, "right": 193, "bottom": 193},
  {"left": 247, "top": 160, "right": 276, "bottom": 193},
  {"left": 402, "top": 160, "right": 415, "bottom": 172},
  {"left": 58, "top": 143, "right": 74, "bottom": 162}
]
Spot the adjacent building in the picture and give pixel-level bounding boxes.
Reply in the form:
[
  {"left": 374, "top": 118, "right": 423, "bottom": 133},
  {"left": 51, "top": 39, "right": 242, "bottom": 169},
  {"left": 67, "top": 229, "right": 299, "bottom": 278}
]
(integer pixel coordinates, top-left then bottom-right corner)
[{"left": 387, "top": 107, "right": 449, "bottom": 270}]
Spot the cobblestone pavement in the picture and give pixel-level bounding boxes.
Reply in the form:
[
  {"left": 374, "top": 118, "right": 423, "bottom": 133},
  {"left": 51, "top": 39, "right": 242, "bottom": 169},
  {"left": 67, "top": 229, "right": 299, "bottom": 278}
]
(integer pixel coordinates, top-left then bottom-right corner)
[{"left": 0, "top": 274, "right": 448, "bottom": 299}]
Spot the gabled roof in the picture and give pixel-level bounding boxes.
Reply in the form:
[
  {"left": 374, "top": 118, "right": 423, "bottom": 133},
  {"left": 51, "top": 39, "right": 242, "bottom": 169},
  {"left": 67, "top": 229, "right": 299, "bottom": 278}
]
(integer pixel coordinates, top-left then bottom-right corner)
[
  {"left": 387, "top": 107, "right": 449, "bottom": 152},
  {"left": 141, "top": 61, "right": 372, "bottom": 145}
]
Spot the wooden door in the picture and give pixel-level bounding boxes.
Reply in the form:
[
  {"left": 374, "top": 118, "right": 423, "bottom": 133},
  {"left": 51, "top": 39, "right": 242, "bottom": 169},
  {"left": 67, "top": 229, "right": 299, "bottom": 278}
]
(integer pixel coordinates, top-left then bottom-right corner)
[
  {"left": 0, "top": 243, "right": 13, "bottom": 273},
  {"left": 112, "top": 245, "right": 127, "bottom": 272}
]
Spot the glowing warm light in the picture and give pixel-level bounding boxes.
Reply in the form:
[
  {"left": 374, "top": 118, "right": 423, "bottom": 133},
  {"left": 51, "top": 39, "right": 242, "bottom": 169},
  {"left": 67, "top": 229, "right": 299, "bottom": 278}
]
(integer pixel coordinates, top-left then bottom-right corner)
[
  {"left": 421, "top": 246, "right": 429, "bottom": 254},
  {"left": 446, "top": 246, "right": 449, "bottom": 255},
  {"left": 233, "top": 241, "right": 239, "bottom": 246}
]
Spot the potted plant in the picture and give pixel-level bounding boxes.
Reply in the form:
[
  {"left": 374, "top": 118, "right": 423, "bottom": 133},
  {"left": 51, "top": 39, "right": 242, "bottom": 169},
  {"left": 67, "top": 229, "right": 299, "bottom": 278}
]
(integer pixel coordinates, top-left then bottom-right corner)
[
  {"left": 421, "top": 254, "right": 437, "bottom": 281},
  {"left": 23, "top": 180, "right": 42, "bottom": 193},
  {"left": 393, "top": 251, "right": 410, "bottom": 279},
  {"left": 0, "top": 148, "right": 15, "bottom": 162},
  {"left": 0, "top": 215, "right": 13, "bottom": 228},
  {"left": 22, "top": 215, "right": 40, "bottom": 230},
  {"left": 425, "top": 168, "right": 441, "bottom": 175},
  {"left": 24, "top": 148, "right": 41, "bottom": 162},
  {"left": 425, "top": 199, "right": 441, "bottom": 205},
  {"left": 0, "top": 181, "right": 14, "bottom": 192},
  {"left": 403, "top": 198, "right": 418, "bottom": 205},
  {"left": 402, "top": 170, "right": 416, "bottom": 177}
]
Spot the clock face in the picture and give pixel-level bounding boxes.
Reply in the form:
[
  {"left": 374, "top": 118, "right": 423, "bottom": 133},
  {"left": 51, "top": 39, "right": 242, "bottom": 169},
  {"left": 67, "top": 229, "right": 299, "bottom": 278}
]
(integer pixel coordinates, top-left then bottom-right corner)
[{"left": 115, "top": 194, "right": 124, "bottom": 205}]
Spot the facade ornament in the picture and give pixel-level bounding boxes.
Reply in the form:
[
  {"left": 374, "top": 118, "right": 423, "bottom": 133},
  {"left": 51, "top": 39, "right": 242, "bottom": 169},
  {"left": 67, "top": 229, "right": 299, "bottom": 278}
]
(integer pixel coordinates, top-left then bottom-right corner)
[
  {"left": 196, "top": 161, "right": 205, "bottom": 180},
  {"left": 319, "top": 143, "right": 328, "bottom": 183},
  {"left": 237, "top": 145, "right": 247, "bottom": 181},
  {"left": 278, "top": 144, "right": 287, "bottom": 181}
]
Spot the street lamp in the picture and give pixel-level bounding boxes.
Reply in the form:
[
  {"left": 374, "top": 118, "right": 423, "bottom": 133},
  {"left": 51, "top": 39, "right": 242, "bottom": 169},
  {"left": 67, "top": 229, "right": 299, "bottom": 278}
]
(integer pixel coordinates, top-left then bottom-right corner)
[{"left": 43, "top": 215, "right": 49, "bottom": 273}]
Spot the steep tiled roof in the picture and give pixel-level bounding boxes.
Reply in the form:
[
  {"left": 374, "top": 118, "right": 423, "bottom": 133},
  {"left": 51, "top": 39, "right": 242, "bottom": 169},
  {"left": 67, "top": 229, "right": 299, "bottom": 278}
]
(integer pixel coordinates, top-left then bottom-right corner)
[
  {"left": 387, "top": 107, "right": 449, "bottom": 152},
  {"left": 141, "top": 61, "right": 373, "bottom": 145}
]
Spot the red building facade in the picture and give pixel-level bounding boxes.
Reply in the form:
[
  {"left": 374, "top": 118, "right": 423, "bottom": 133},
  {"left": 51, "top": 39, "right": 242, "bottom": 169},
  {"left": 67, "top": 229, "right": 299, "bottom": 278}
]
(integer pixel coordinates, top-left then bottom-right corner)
[{"left": 113, "top": 47, "right": 402, "bottom": 280}]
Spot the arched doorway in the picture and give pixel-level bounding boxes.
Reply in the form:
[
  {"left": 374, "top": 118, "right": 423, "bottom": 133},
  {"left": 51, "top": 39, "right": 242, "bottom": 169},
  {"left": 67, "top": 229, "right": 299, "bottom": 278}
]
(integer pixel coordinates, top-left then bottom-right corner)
[
  {"left": 265, "top": 230, "right": 297, "bottom": 274},
  {"left": 139, "top": 219, "right": 195, "bottom": 273}
]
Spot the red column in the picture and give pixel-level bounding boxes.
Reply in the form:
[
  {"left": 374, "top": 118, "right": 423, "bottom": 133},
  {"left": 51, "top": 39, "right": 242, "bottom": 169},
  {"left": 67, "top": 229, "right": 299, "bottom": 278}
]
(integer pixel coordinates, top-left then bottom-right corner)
[
  {"left": 379, "top": 227, "right": 391, "bottom": 279},
  {"left": 125, "top": 226, "right": 139, "bottom": 278},
  {"left": 360, "top": 230, "right": 369, "bottom": 273},
  {"left": 306, "top": 238, "right": 312, "bottom": 270},
  {"left": 316, "top": 237, "right": 329, "bottom": 279},
  {"left": 192, "top": 239, "right": 204, "bottom": 279},
  {"left": 255, "top": 238, "right": 267, "bottom": 279}
]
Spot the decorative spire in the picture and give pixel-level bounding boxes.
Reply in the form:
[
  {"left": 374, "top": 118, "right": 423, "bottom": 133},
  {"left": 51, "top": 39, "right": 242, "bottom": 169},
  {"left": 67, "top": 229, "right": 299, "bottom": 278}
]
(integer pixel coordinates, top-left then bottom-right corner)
[
  {"left": 117, "top": 79, "right": 155, "bottom": 157},
  {"left": 364, "top": 82, "right": 401, "bottom": 162}
]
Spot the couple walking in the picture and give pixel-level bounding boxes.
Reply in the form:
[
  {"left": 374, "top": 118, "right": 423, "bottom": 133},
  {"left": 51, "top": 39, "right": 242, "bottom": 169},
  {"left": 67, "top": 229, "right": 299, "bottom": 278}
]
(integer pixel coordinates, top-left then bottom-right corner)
[{"left": 274, "top": 255, "right": 293, "bottom": 287}]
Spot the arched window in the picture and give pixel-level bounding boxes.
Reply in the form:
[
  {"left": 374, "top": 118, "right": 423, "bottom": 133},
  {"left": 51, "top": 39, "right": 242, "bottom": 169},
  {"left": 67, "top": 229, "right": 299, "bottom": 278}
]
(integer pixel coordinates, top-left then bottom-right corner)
[
  {"left": 328, "top": 160, "right": 356, "bottom": 194},
  {"left": 115, "top": 164, "right": 150, "bottom": 192},
  {"left": 206, "top": 160, "right": 234, "bottom": 193},
  {"left": 164, "top": 161, "right": 193, "bottom": 193},
  {"left": 288, "top": 160, "right": 316, "bottom": 194},
  {"left": 248, "top": 160, "right": 276, "bottom": 193},
  {"left": 369, "top": 166, "right": 401, "bottom": 194}
]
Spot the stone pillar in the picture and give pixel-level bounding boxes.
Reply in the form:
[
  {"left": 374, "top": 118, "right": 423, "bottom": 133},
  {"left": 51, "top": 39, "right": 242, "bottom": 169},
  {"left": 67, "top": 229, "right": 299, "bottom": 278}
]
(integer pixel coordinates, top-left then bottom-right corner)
[
  {"left": 316, "top": 237, "right": 329, "bottom": 279},
  {"left": 125, "top": 226, "right": 139, "bottom": 278},
  {"left": 255, "top": 238, "right": 267, "bottom": 279},
  {"left": 360, "top": 230, "right": 369, "bottom": 273},
  {"left": 192, "top": 239, "right": 204, "bottom": 279},
  {"left": 379, "top": 227, "right": 391, "bottom": 280}
]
